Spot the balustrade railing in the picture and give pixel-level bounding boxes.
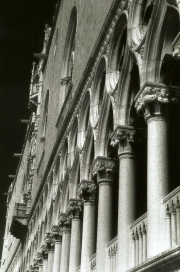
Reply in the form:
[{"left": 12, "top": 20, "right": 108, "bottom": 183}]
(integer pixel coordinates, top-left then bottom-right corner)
[
  {"left": 107, "top": 236, "right": 117, "bottom": 272},
  {"left": 90, "top": 253, "right": 96, "bottom": 271},
  {"left": 163, "top": 186, "right": 180, "bottom": 249},
  {"left": 130, "top": 213, "right": 147, "bottom": 268}
]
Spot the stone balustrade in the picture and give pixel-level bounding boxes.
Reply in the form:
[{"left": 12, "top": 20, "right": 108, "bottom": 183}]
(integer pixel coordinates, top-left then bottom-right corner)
[
  {"left": 107, "top": 236, "right": 117, "bottom": 272},
  {"left": 90, "top": 253, "right": 96, "bottom": 271},
  {"left": 163, "top": 186, "right": 180, "bottom": 249},
  {"left": 130, "top": 213, "right": 147, "bottom": 268}
]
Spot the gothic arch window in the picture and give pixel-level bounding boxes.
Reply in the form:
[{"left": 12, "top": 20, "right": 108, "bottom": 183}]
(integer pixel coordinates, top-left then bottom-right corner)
[{"left": 60, "top": 7, "right": 77, "bottom": 97}]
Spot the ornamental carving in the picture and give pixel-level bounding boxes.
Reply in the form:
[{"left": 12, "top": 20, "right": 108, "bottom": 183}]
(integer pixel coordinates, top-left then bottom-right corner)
[
  {"left": 36, "top": 252, "right": 43, "bottom": 265},
  {"left": 92, "top": 157, "right": 116, "bottom": 183},
  {"left": 111, "top": 126, "right": 135, "bottom": 155},
  {"left": 45, "top": 232, "right": 55, "bottom": 251},
  {"left": 135, "top": 87, "right": 169, "bottom": 113},
  {"left": 78, "top": 180, "right": 97, "bottom": 202},
  {"left": 41, "top": 244, "right": 48, "bottom": 260},
  {"left": 51, "top": 225, "right": 62, "bottom": 242},
  {"left": 59, "top": 213, "right": 71, "bottom": 231},
  {"left": 67, "top": 198, "right": 82, "bottom": 219},
  {"left": 135, "top": 84, "right": 180, "bottom": 120}
]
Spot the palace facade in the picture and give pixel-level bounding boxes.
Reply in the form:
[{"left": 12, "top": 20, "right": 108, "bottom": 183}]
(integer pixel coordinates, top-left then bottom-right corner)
[{"left": 1, "top": 0, "right": 180, "bottom": 271}]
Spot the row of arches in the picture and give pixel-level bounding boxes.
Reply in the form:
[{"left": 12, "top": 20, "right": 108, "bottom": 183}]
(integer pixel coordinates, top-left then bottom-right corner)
[{"left": 17, "top": 0, "right": 180, "bottom": 270}]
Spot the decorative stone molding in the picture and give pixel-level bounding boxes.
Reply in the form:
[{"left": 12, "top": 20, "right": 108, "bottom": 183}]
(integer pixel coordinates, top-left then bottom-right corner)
[
  {"left": 92, "top": 156, "right": 116, "bottom": 184},
  {"left": 135, "top": 82, "right": 180, "bottom": 121},
  {"left": 40, "top": 244, "right": 48, "bottom": 260},
  {"left": 67, "top": 198, "right": 82, "bottom": 219},
  {"left": 78, "top": 180, "right": 97, "bottom": 202},
  {"left": 51, "top": 225, "right": 62, "bottom": 242},
  {"left": 111, "top": 125, "right": 135, "bottom": 155},
  {"left": 58, "top": 213, "right": 71, "bottom": 231},
  {"left": 45, "top": 232, "right": 55, "bottom": 251}
]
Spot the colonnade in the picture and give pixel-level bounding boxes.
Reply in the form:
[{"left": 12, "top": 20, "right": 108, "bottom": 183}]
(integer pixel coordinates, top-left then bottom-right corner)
[{"left": 27, "top": 83, "right": 178, "bottom": 272}]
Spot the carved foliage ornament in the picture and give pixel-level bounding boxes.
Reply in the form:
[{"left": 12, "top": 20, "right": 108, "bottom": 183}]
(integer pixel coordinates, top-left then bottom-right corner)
[
  {"left": 92, "top": 157, "right": 116, "bottom": 183},
  {"left": 45, "top": 232, "right": 55, "bottom": 251},
  {"left": 78, "top": 180, "right": 97, "bottom": 202},
  {"left": 135, "top": 87, "right": 171, "bottom": 118},
  {"left": 111, "top": 126, "right": 135, "bottom": 155},
  {"left": 59, "top": 213, "right": 71, "bottom": 230},
  {"left": 67, "top": 199, "right": 82, "bottom": 219}
]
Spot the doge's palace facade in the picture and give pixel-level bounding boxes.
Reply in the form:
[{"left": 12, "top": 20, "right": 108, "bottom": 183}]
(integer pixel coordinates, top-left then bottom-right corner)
[{"left": 1, "top": 0, "right": 180, "bottom": 271}]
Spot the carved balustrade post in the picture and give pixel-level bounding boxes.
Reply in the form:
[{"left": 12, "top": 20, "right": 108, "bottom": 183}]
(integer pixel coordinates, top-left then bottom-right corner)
[
  {"left": 51, "top": 225, "right": 62, "bottom": 272},
  {"left": 135, "top": 82, "right": 180, "bottom": 257},
  {"left": 67, "top": 198, "right": 82, "bottom": 272},
  {"left": 78, "top": 180, "right": 97, "bottom": 272},
  {"left": 92, "top": 157, "right": 116, "bottom": 272},
  {"left": 36, "top": 252, "right": 43, "bottom": 272},
  {"left": 41, "top": 244, "right": 48, "bottom": 272},
  {"left": 45, "top": 232, "right": 55, "bottom": 272},
  {"left": 59, "top": 213, "right": 71, "bottom": 272},
  {"left": 111, "top": 125, "right": 136, "bottom": 271}
]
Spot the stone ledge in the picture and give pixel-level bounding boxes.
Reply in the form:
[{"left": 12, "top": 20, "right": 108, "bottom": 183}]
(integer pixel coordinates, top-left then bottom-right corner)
[{"left": 129, "top": 246, "right": 180, "bottom": 272}]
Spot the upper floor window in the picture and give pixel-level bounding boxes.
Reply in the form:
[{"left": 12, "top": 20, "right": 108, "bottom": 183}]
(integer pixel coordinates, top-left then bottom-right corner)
[{"left": 60, "top": 7, "right": 77, "bottom": 92}]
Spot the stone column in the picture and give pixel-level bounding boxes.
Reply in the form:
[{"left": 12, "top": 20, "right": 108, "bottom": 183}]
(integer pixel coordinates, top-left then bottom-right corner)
[
  {"left": 51, "top": 225, "right": 62, "bottom": 272},
  {"left": 135, "top": 83, "right": 176, "bottom": 257},
  {"left": 45, "top": 232, "right": 55, "bottom": 272},
  {"left": 41, "top": 244, "right": 48, "bottom": 272},
  {"left": 59, "top": 213, "right": 71, "bottom": 272},
  {"left": 111, "top": 126, "right": 136, "bottom": 271},
  {"left": 92, "top": 157, "right": 116, "bottom": 272},
  {"left": 78, "top": 180, "right": 97, "bottom": 272},
  {"left": 67, "top": 198, "right": 82, "bottom": 272}
]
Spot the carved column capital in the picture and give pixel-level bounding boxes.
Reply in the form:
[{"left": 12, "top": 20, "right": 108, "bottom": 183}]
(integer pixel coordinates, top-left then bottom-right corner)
[
  {"left": 67, "top": 198, "right": 82, "bottom": 219},
  {"left": 135, "top": 82, "right": 180, "bottom": 122},
  {"left": 58, "top": 213, "right": 71, "bottom": 232},
  {"left": 92, "top": 156, "right": 116, "bottom": 184},
  {"left": 40, "top": 244, "right": 48, "bottom": 260},
  {"left": 36, "top": 252, "right": 43, "bottom": 266},
  {"left": 78, "top": 180, "right": 97, "bottom": 202},
  {"left": 51, "top": 225, "right": 62, "bottom": 242},
  {"left": 111, "top": 125, "right": 135, "bottom": 157},
  {"left": 45, "top": 232, "right": 55, "bottom": 251}
]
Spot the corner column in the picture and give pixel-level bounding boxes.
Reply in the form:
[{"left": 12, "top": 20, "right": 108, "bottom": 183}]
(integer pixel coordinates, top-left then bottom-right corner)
[
  {"left": 51, "top": 226, "right": 62, "bottom": 272},
  {"left": 111, "top": 126, "right": 136, "bottom": 271},
  {"left": 59, "top": 213, "right": 71, "bottom": 272},
  {"left": 78, "top": 180, "right": 97, "bottom": 272},
  {"left": 135, "top": 83, "right": 173, "bottom": 257},
  {"left": 92, "top": 157, "right": 116, "bottom": 272},
  {"left": 68, "top": 198, "right": 82, "bottom": 272}
]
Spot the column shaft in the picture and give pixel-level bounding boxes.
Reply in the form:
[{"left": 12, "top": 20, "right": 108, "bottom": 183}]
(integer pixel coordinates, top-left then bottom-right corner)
[
  {"left": 69, "top": 218, "right": 81, "bottom": 272},
  {"left": 118, "top": 155, "right": 136, "bottom": 270},
  {"left": 39, "top": 264, "right": 43, "bottom": 272},
  {"left": 59, "top": 230, "right": 71, "bottom": 272},
  {"left": 81, "top": 202, "right": 95, "bottom": 272},
  {"left": 47, "top": 250, "right": 54, "bottom": 272},
  {"left": 147, "top": 117, "right": 168, "bottom": 257},
  {"left": 53, "top": 241, "right": 62, "bottom": 272},
  {"left": 43, "top": 259, "right": 48, "bottom": 272},
  {"left": 96, "top": 182, "right": 112, "bottom": 272}
]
